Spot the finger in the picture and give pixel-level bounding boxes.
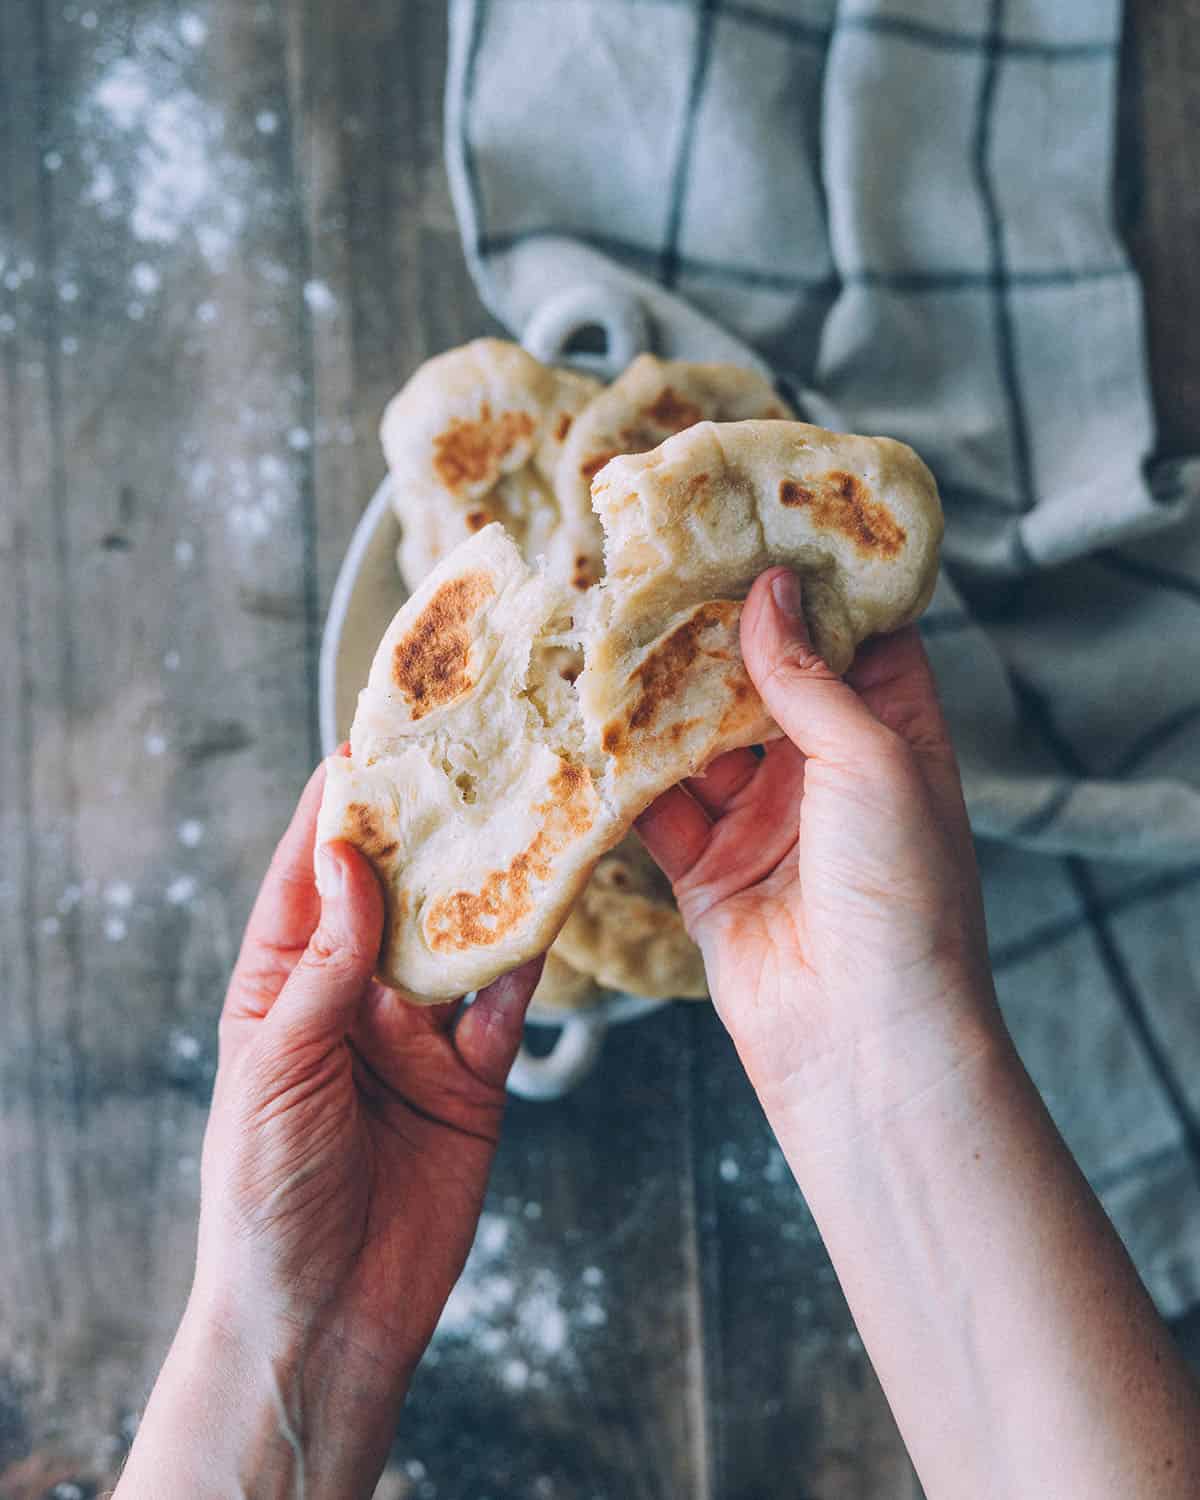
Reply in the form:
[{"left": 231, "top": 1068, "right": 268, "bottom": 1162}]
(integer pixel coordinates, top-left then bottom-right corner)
[
  {"left": 265, "top": 840, "right": 384, "bottom": 1047},
  {"left": 635, "top": 783, "right": 712, "bottom": 883},
  {"left": 346, "top": 984, "right": 465, "bottom": 1108},
  {"left": 846, "top": 625, "right": 974, "bottom": 834},
  {"left": 359, "top": 979, "right": 462, "bottom": 1044},
  {"left": 224, "top": 761, "right": 329, "bottom": 1022},
  {"left": 683, "top": 747, "right": 760, "bottom": 816},
  {"left": 740, "top": 568, "right": 895, "bottom": 768},
  {"left": 846, "top": 626, "right": 957, "bottom": 761},
  {"left": 454, "top": 955, "right": 545, "bottom": 1089},
  {"left": 674, "top": 739, "right": 807, "bottom": 916}
]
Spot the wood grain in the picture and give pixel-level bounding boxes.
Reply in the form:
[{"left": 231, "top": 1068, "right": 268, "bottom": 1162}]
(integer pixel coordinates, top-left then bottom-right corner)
[
  {"left": 1125, "top": 0, "right": 1200, "bottom": 458},
  {"left": 1, "top": 0, "right": 1198, "bottom": 1496},
  {"left": 690, "top": 1007, "right": 925, "bottom": 1500}
]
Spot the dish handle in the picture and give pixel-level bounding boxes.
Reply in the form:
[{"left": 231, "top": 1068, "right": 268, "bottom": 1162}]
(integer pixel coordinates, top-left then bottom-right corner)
[{"left": 506, "top": 1012, "right": 610, "bottom": 1101}]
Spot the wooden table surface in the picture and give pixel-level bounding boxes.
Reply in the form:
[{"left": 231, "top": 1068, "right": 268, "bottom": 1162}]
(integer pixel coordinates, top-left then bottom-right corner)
[{"left": 3, "top": 3, "right": 1199, "bottom": 1496}]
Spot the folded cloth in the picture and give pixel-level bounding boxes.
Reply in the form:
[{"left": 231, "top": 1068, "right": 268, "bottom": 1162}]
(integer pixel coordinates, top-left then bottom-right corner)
[{"left": 445, "top": 0, "right": 1200, "bottom": 1314}]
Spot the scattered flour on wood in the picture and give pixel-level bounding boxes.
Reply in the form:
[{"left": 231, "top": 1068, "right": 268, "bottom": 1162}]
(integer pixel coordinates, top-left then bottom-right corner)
[
  {"left": 169, "top": 1030, "right": 202, "bottom": 1063},
  {"left": 177, "top": 819, "right": 205, "bottom": 848},
  {"left": 166, "top": 875, "right": 197, "bottom": 907},
  {"left": 302, "top": 278, "right": 336, "bottom": 314},
  {"left": 431, "top": 1211, "right": 610, "bottom": 1390},
  {"left": 79, "top": 11, "right": 269, "bottom": 271}
]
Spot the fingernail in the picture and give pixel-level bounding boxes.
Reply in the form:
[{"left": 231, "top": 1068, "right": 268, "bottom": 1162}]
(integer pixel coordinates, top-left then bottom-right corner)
[
  {"left": 317, "top": 844, "right": 343, "bottom": 898},
  {"left": 771, "top": 570, "right": 803, "bottom": 620}
]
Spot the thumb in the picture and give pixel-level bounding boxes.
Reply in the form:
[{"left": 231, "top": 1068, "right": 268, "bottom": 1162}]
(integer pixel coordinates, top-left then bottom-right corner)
[
  {"left": 266, "top": 840, "right": 384, "bottom": 1046},
  {"left": 741, "top": 568, "right": 893, "bottom": 767}
]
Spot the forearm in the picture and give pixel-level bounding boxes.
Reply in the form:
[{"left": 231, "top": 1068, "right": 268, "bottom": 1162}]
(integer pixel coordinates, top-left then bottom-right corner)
[
  {"left": 763, "top": 1011, "right": 1200, "bottom": 1500},
  {"left": 114, "top": 1294, "right": 410, "bottom": 1500}
]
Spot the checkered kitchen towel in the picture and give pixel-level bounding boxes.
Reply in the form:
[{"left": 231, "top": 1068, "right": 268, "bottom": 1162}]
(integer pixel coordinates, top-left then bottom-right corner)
[{"left": 444, "top": 0, "right": 1200, "bottom": 1314}]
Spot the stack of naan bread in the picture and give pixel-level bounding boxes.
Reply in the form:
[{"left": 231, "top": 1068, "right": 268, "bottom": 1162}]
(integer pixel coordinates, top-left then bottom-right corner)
[{"left": 320, "top": 340, "right": 943, "bottom": 1008}]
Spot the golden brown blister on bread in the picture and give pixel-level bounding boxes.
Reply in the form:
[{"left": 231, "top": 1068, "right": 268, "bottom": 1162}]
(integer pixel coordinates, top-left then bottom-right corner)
[
  {"left": 560, "top": 353, "right": 792, "bottom": 490},
  {"left": 322, "top": 419, "right": 942, "bottom": 1002},
  {"left": 319, "top": 525, "right": 621, "bottom": 1002},
  {"left": 383, "top": 344, "right": 795, "bottom": 1003},
  {"left": 386, "top": 343, "right": 792, "bottom": 601},
  {"left": 383, "top": 338, "right": 604, "bottom": 595},
  {"left": 554, "top": 354, "right": 792, "bottom": 585}
]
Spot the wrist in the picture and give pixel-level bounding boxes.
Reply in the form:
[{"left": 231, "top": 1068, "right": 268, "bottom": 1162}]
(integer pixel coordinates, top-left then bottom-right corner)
[
  {"left": 749, "top": 981, "right": 1012, "bottom": 1181},
  {"left": 189, "top": 1258, "right": 419, "bottom": 1394},
  {"left": 116, "top": 1290, "right": 411, "bottom": 1500}
]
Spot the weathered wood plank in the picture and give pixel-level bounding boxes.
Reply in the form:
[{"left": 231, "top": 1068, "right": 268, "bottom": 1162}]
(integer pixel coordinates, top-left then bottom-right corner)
[
  {"left": 386, "top": 1009, "right": 706, "bottom": 1499},
  {"left": 0, "top": 0, "right": 59, "bottom": 1472},
  {"left": 690, "top": 1007, "right": 923, "bottom": 1500},
  {"left": 1125, "top": 0, "right": 1200, "bottom": 457},
  {"left": 1, "top": 0, "right": 102, "bottom": 1478},
  {"left": 1124, "top": 0, "right": 1200, "bottom": 1386},
  {"left": 2, "top": 0, "right": 321, "bottom": 1485},
  {"left": 278, "top": 0, "right": 505, "bottom": 617}
]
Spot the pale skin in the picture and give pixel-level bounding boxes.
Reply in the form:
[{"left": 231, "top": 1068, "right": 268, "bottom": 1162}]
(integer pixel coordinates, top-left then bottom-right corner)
[{"left": 115, "top": 569, "right": 1200, "bottom": 1500}]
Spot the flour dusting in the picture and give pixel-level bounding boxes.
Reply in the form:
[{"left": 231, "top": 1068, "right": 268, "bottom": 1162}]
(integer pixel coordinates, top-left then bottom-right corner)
[
  {"left": 79, "top": 11, "right": 264, "bottom": 270},
  {"left": 166, "top": 875, "right": 197, "bottom": 907},
  {"left": 432, "top": 1211, "right": 610, "bottom": 1389},
  {"left": 170, "top": 1030, "right": 202, "bottom": 1062},
  {"left": 178, "top": 13, "right": 208, "bottom": 47},
  {"left": 57, "top": 884, "right": 83, "bottom": 915},
  {"left": 303, "top": 278, "right": 336, "bottom": 313},
  {"left": 131, "top": 261, "right": 161, "bottom": 295}
]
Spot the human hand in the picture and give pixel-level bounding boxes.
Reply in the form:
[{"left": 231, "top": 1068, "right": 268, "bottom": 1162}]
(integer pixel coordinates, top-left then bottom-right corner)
[
  {"left": 641, "top": 572, "right": 1200, "bottom": 1500},
  {"left": 115, "top": 759, "right": 540, "bottom": 1499},
  {"left": 637, "top": 568, "right": 1001, "bottom": 1137},
  {"left": 199, "top": 756, "right": 540, "bottom": 1368}
]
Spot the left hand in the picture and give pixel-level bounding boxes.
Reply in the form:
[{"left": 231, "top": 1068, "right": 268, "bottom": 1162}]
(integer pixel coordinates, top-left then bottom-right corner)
[
  {"left": 197, "top": 756, "right": 540, "bottom": 1411},
  {"left": 116, "top": 759, "right": 540, "bottom": 1499}
]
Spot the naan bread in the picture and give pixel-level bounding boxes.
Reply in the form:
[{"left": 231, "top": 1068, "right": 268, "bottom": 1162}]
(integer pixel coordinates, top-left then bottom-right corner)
[
  {"left": 383, "top": 338, "right": 604, "bottom": 594},
  {"left": 553, "top": 835, "right": 708, "bottom": 1001},
  {"left": 576, "top": 419, "right": 943, "bottom": 807},
  {"left": 318, "top": 524, "right": 614, "bottom": 1001},
  {"left": 553, "top": 353, "right": 792, "bottom": 585},
  {"left": 384, "top": 345, "right": 791, "bottom": 1001},
  {"left": 320, "top": 418, "right": 943, "bottom": 1001},
  {"left": 386, "top": 344, "right": 793, "bottom": 597},
  {"left": 530, "top": 950, "right": 604, "bottom": 1011}
]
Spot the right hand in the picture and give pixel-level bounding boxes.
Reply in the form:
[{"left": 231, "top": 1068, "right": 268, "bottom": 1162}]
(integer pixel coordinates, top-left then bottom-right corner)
[{"left": 637, "top": 567, "right": 1003, "bottom": 1135}]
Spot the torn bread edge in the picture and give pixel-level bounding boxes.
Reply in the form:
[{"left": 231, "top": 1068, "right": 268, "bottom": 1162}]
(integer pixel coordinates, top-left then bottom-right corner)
[{"left": 318, "top": 418, "right": 944, "bottom": 1002}]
